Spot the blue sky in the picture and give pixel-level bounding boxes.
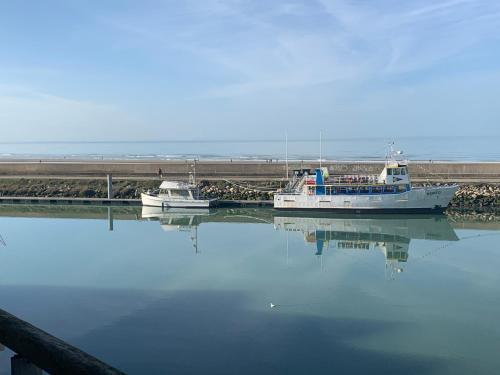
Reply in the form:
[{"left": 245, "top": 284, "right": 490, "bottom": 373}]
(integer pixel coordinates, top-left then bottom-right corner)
[{"left": 1, "top": 0, "right": 499, "bottom": 141}]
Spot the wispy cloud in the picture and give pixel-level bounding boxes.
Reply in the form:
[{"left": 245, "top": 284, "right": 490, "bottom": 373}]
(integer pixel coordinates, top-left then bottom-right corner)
[
  {"left": 102, "top": 0, "right": 500, "bottom": 97},
  {"left": 1, "top": 0, "right": 499, "bottom": 140},
  {"left": 0, "top": 85, "right": 140, "bottom": 141}
]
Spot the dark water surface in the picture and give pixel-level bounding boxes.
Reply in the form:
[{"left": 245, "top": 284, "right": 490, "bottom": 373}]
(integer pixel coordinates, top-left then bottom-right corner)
[{"left": 0, "top": 206, "right": 498, "bottom": 374}]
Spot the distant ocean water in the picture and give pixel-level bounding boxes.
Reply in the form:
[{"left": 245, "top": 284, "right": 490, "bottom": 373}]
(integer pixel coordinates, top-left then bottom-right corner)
[{"left": 0, "top": 136, "right": 498, "bottom": 162}]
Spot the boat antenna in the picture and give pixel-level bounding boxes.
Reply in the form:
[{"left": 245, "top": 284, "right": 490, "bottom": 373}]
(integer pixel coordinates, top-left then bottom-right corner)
[
  {"left": 193, "top": 158, "right": 197, "bottom": 185},
  {"left": 319, "top": 131, "right": 322, "bottom": 169},
  {"left": 189, "top": 158, "right": 197, "bottom": 186},
  {"left": 285, "top": 132, "right": 289, "bottom": 179},
  {"left": 385, "top": 141, "right": 394, "bottom": 165}
]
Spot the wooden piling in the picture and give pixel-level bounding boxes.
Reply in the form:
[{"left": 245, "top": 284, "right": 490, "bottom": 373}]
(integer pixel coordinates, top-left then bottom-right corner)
[{"left": 107, "top": 174, "right": 113, "bottom": 199}]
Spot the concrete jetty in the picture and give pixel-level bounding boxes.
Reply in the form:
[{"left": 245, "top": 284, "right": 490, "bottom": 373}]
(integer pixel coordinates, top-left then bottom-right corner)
[
  {"left": 0, "top": 159, "right": 497, "bottom": 209},
  {"left": 0, "top": 159, "right": 498, "bottom": 182}
]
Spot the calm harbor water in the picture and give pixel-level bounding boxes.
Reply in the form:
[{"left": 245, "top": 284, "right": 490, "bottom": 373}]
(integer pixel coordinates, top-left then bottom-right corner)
[
  {"left": 0, "top": 136, "right": 500, "bottom": 161},
  {"left": 0, "top": 206, "right": 499, "bottom": 374}
]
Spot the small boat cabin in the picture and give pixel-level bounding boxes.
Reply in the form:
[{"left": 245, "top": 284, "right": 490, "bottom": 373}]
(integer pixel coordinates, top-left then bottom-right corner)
[{"left": 157, "top": 181, "right": 201, "bottom": 200}]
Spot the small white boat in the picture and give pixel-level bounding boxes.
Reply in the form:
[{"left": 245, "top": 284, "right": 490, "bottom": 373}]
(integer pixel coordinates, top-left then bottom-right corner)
[{"left": 141, "top": 181, "right": 217, "bottom": 208}]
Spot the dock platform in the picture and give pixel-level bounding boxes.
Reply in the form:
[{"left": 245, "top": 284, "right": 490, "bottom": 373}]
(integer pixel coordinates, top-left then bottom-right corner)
[
  {"left": 0, "top": 196, "right": 273, "bottom": 207},
  {"left": 0, "top": 196, "right": 141, "bottom": 206}
]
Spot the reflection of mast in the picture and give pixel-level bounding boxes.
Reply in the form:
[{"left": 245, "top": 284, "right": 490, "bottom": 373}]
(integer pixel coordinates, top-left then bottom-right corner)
[
  {"left": 286, "top": 230, "right": 289, "bottom": 266},
  {"left": 0, "top": 234, "right": 5, "bottom": 247},
  {"left": 378, "top": 241, "right": 407, "bottom": 280},
  {"left": 108, "top": 207, "right": 113, "bottom": 231},
  {"left": 385, "top": 258, "right": 404, "bottom": 280},
  {"left": 191, "top": 226, "right": 198, "bottom": 254}
]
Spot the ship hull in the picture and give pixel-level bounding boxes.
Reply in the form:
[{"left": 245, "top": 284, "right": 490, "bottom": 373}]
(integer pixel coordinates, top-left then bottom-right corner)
[
  {"left": 141, "top": 193, "right": 217, "bottom": 208},
  {"left": 274, "top": 185, "right": 458, "bottom": 212}
]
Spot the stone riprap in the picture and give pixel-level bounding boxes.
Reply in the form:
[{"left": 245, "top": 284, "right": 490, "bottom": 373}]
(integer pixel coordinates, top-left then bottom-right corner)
[
  {"left": 0, "top": 179, "right": 158, "bottom": 199},
  {"left": 449, "top": 184, "right": 500, "bottom": 210}
]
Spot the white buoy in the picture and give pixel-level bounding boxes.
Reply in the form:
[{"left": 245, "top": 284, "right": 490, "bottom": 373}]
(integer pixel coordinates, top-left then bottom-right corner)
[{"left": 270, "top": 303, "right": 276, "bottom": 308}]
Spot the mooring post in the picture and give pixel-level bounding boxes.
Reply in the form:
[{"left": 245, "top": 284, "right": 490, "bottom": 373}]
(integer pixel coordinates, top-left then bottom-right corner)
[
  {"left": 107, "top": 174, "right": 113, "bottom": 199},
  {"left": 108, "top": 207, "right": 114, "bottom": 231},
  {"left": 11, "top": 355, "right": 42, "bottom": 375}
]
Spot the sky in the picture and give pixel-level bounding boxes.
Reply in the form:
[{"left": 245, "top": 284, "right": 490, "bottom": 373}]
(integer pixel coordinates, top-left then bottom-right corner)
[{"left": 1, "top": 0, "right": 499, "bottom": 142}]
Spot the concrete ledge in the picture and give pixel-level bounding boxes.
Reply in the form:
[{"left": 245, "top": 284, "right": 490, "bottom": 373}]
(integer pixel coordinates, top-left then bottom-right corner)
[
  {"left": 219, "top": 200, "right": 273, "bottom": 207},
  {"left": 0, "top": 197, "right": 141, "bottom": 206},
  {"left": 0, "top": 160, "right": 498, "bottom": 182}
]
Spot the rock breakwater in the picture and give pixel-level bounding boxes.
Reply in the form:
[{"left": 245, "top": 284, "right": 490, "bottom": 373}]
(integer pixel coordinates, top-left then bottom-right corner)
[
  {"left": 198, "top": 180, "right": 277, "bottom": 201},
  {"left": 448, "top": 184, "right": 500, "bottom": 210},
  {"left": 0, "top": 179, "right": 497, "bottom": 210}
]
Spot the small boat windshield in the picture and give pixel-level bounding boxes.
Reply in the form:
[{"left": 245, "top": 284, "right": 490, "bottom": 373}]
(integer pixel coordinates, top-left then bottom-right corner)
[{"left": 170, "top": 190, "right": 191, "bottom": 198}]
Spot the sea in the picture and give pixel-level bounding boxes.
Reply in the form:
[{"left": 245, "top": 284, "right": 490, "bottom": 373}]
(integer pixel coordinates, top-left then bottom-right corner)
[
  {"left": 0, "top": 206, "right": 499, "bottom": 374},
  {"left": 0, "top": 136, "right": 499, "bottom": 161}
]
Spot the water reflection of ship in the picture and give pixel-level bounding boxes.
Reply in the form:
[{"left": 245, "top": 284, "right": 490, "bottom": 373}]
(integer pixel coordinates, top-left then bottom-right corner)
[
  {"left": 141, "top": 206, "right": 213, "bottom": 253},
  {"left": 274, "top": 215, "right": 459, "bottom": 276}
]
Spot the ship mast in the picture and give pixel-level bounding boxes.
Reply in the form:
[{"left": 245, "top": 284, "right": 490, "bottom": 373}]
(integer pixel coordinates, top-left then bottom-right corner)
[
  {"left": 319, "top": 131, "right": 322, "bottom": 169},
  {"left": 285, "top": 132, "right": 289, "bottom": 180}
]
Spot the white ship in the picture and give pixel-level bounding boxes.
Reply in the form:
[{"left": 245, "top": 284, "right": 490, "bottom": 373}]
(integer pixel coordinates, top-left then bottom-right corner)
[
  {"left": 274, "top": 148, "right": 458, "bottom": 213},
  {"left": 141, "top": 181, "right": 217, "bottom": 208}
]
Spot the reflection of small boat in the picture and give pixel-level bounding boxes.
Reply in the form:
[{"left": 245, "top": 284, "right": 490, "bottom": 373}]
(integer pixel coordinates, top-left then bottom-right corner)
[
  {"left": 141, "top": 206, "right": 214, "bottom": 253},
  {"left": 141, "top": 206, "right": 212, "bottom": 229},
  {"left": 141, "top": 181, "right": 217, "bottom": 208},
  {"left": 141, "top": 206, "right": 211, "bottom": 219}
]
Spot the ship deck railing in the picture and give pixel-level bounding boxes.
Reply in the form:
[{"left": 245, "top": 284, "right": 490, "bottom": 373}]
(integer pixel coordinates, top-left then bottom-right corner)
[
  {"left": 283, "top": 182, "right": 412, "bottom": 195},
  {"left": 304, "top": 175, "right": 383, "bottom": 186}
]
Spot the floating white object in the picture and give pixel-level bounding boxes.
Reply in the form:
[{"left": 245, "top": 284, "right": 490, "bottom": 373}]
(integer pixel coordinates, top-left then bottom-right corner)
[{"left": 270, "top": 303, "right": 276, "bottom": 308}]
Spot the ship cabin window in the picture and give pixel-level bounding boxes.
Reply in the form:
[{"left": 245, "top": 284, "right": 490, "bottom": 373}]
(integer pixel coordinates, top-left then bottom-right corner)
[
  {"left": 387, "top": 168, "right": 393, "bottom": 175},
  {"left": 170, "top": 190, "right": 190, "bottom": 198},
  {"left": 401, "top": 167, "right": 407, "bottom": 175},
  {"left": 328, "top": 187, "right": 338, "bottom": 195},
  {"left": 384, "top": 186, "right": 396, "bottom": 193},
  {"left": 393, "top": 168, "right": 401, "bottom": 175},
  {"left": 359, "top": 186, "right": 370, "bottom": 194}
]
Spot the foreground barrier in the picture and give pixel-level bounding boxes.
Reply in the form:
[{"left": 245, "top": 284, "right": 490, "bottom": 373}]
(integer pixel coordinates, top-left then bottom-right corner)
[{"left": 0, "top": 308, "right": 126, "bottom": 375}]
